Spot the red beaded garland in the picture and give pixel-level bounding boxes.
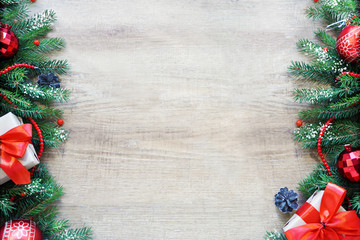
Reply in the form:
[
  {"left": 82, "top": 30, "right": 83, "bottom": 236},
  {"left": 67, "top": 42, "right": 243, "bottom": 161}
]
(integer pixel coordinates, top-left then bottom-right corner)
[
  {"left": 322, "top": 47, "right": 328, "bottom": 52},
  {"left": 33, "top": 40, "right": 40, "bottom": 46}
]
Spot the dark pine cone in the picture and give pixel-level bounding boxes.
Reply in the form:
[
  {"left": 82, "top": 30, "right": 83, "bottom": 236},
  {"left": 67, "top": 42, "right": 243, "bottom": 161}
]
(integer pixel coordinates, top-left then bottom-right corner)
[
  {"left": 37, "top": 73, "right": 60, "bottom": 88},
  {"left": 274, "top": 187, "right": 298, "bottom": 213}
]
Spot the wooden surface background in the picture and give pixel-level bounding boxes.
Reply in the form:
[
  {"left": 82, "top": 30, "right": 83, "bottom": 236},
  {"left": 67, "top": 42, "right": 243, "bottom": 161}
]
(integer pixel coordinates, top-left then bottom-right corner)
[{"left": 32, "top": 0, "right": 321, "bottom": 239}]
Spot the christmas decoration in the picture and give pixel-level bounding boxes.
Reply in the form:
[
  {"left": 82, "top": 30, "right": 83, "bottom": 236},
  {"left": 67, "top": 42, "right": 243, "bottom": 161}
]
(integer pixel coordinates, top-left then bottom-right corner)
[
  {"left": 336, "top": 144, "right": 360, "bottom": 182},
  {"left": 336, "top": 24, "right": 360, "bottom": 63},
  {"left": 265, "top": 1, "right": 360, "bottom": 239},
  {"left": 283, "top": 183, "right": 360, "bottom": 240},
  {"left": 0, "top": 1, "right": 92, "bottom": 239},
  {"left": 57, "top": 118, "right": 64, "bottom": 126},
  {"left": 0, "top": 219, "right": 43, "bottom": 240},
  {"left": 274, "top": 187, "right": 298, "bottom": 213},
  {"left": 296, "top": 120, "right": 302, "bottom": 127},
  {"left": 0, "top": 112, "right": 39, "bottom": 185},
  {"left": 37, "top": 73, "right": 60, "bottom": 88},
  {"left": 0, "top": 23, "right": 19, "bottom": 59}
]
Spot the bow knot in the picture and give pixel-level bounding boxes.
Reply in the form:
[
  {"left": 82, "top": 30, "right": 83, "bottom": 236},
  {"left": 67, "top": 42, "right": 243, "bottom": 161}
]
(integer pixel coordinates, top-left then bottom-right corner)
[
  {"left": 285, "top": 183, "right": 360, "bottom": 240},
  {"left": 0, "top": 124, "right": 33, "bottom": 184}
]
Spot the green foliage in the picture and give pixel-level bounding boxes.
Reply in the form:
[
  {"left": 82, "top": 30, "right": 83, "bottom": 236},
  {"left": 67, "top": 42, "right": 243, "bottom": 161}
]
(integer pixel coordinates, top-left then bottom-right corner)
[
  {"left": 306, "top": 0, "right": 358, "bottom": 25},
  {"left": 292, "top": 0, "right": 360, "bottom": 217},
  {"left": 264, "top": 231, "right": 287, "bottom": 240},
  {"left": 0, "top": 1, "right": 92, "bottom": 239},
  {"left": 266, "top": 0, "right": 360, "bottom": 238}
]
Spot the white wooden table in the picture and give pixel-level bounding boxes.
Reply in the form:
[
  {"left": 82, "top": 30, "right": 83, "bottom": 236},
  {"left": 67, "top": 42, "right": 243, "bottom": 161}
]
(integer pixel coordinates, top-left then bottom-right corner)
[{"left": 32, "top": 0, "right": 319, "bottom": 239}]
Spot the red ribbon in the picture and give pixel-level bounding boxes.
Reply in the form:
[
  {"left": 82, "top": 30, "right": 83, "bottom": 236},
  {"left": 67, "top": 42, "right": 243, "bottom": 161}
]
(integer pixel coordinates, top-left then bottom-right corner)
[
  {"left": 0, "top": 124, "right": 32, "bottom": 184},
  {"left": 285, "top": 183, "right": 360, "bottom": 240}
]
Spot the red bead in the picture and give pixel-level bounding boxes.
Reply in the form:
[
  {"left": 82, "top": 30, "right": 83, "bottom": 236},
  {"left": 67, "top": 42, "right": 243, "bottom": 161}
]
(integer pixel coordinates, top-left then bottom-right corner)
[
  {"left": 31, "top": 0, "right": 36, "bottom": 2},
  {"left": 314, "top": 0, "right": 318, "bottom": 2},
  {"left": 323, "top": 47, "right": 328, "bottom": 52},
  {"left": 296, "top": 120, "right": 303, "bottom": 127},
  {"left": 57, "top": 118, "right": 64, "bottom": 126},
  {"left": 20, "top": 192, "right": 26, "bottom": 197},
  {"left": 34, "top": 40, "right": 40, "bottom": 46}
]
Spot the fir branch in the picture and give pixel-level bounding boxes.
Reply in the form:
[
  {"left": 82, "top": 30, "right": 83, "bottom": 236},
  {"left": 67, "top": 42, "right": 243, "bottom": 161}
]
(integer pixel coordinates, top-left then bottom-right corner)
[
  {"left": 352, "top": 194, "right": 360, "bottom": 215},
  {"left": 12, "top": 9, "right": 56, "bottom": 36},
  {"left": 18, "top": 83, "right": 70, "bottom": 102},
  {"left": 293, "top": 88, "right": 348, "bottom": 104},
  {"left": 21, "top": 38, "right": 65, "bottom": 54},
  {"left": 52, "top": 227, "right": 93, "bottom": 240},
  {"left": 306, "top": 0, "right": 358, "bottom": 24},
  {"left": 36, "top": 60, "right": 69, "bottom": 75},
  {"left": 0, "top": 101, "right": 63, "bottom": 119},
  {"left": 32, "top": 122, "right": 68, "bottom": 148},
  {"left": 0, "top": 88, "right": 32, "bottom": 108},
  {"left": 264, "top": 231, "right": 287, "bottom": 240},
  {"left": 0, "top": 2, "right": 27, "bottom": 22},
  {"left": 289, "top": 61, "right": 335, "bottom": 84},
  {"left": 19, "top": 25, "right": 53, "bottom": 41},
  {"left": 299, "top": 94, "right": 360, "bottom": 120},
  {"left": 0, "top": 0, "right": 20, "bottom": 4},
  {"left": 315, "top": 29, "right": 337, "bottom": 48}
]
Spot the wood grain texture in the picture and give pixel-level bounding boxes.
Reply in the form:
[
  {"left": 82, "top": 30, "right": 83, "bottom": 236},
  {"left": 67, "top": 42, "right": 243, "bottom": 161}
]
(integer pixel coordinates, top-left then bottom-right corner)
[{"left": 31, "top": 0, "right": 320, "bottom": 239}]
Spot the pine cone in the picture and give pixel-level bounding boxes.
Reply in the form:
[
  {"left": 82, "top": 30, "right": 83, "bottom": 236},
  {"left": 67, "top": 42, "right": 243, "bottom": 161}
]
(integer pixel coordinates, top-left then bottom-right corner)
[
  {"left": 37, "top": 73, "right": 60, "bottom": 88},
  {"left": 274, "top": 187, "right": 298, "bottom": 213}
]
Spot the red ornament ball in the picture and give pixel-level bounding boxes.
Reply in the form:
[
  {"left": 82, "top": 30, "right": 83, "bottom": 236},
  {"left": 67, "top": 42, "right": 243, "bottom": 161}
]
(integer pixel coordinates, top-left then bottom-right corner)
[
  {"left": 0, "top": 24, "right": 19, "bottom": 59},
  {"left": 296, "top": 120, "right": 303, "bottom": 127},
  {"left": 33, "top": 40, "right": 40, "bottom": 46},
  {"left": 337, "top": 144, "right": 360, "bottom": 182},
  {"left": 0, "top": 219, "right": 43, "bottom": 240},
  {"left": 57, "top": 118, "right": 64, "bottom": 126},
  {"left": 322, "top": 47, "right": 328, "bottom": 52},
  {"left": 336, "top": 25, "right": 360, "bottom": 63}
]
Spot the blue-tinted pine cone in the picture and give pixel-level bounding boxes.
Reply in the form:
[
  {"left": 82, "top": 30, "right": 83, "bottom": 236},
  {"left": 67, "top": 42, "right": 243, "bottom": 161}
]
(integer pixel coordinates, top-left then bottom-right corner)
[
  {"left": 274, "top": 187, "right": 298, "bottom": 213},
  {"left": 37, "top": 73, "right": 60, "bottom": 88}
]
